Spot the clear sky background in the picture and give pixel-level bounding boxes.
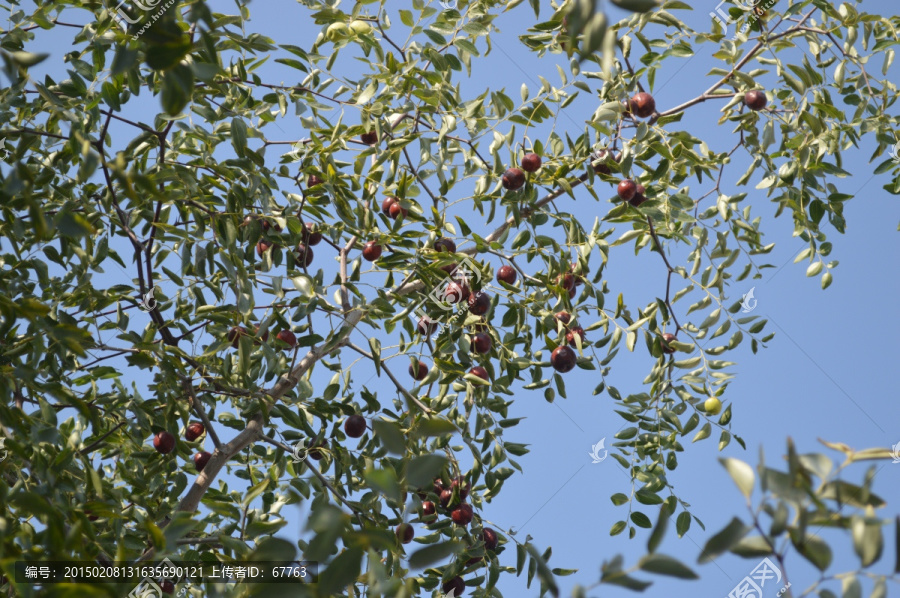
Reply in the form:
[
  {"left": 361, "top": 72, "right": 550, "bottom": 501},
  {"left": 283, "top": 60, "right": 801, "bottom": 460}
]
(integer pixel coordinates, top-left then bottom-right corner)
[{"left": 7, "top": 0, "right": 900, "bottom": 596}]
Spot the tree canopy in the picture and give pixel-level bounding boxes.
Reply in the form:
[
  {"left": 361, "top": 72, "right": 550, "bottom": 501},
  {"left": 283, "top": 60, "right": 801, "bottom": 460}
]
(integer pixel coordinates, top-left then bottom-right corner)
[{"left": 1, "top": 0, "right": 899, "bottom": 596}]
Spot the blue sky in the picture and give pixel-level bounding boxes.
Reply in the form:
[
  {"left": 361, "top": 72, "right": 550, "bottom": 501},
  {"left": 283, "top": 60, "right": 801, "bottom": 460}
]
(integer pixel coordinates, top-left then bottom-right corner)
[{"left": 8, "top": 0, "right": 900, "bottom": 596}]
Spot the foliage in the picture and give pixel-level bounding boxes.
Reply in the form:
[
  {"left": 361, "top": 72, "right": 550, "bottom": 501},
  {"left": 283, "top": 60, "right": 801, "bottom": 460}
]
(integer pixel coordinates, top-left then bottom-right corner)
[
  {"left": 0, "top": 0, "right": 898, "bottom": 596},
  {"left": 576, "top": 439, "right": 900, "bottom": 597}
]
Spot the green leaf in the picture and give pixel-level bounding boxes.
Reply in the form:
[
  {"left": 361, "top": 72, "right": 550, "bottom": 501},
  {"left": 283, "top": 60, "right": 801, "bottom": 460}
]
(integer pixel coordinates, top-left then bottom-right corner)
[
  {"left": 692, "top": 422, "right": 711, "bottom": 443},
  {"left": 248, "top": 536, "right": 297, "bottom": 561},
  {"left": 635, "top": 489, "right": 664, "bottom": 505},
  {"left": 841, "top": 575, "right": 861, "bottom": 598},
  {"left": 601, "top": 570, "right": 652, "bottom": 591},
  {"left": 56, "top": 211, "right": 96, "bottom": 238},
  {"left": 414, "top": 416, "right": 457, "bottom": 437},
  {"left": 111, "top": 47, "right": 138, "bottom": 76},
  {"left": 407, "top": 454, "right": 448, "bottom": 489},
  {"left": 363, "top": 467, "right": 401, "bottom": 501},
  {"left": 719, "top": 458, "right": 755, "bottom": 500},
  {"left": 317, "top": 547, "right": 363, "bottom": 595},
  {"left": 161, "top": 63, "right": 193, "bottom": 116},
  {"left": 232, "top": 117, "right": 248, "bottom": 155},
  {"left": 369, "top": 337, "right": 381, "bottom": 376},
  {"left": 610, "top": 0, "right": 660, "bottom": 12},
  {"left": 820, "top": 481, "right": 885, "bottom": 509},
  {"left": 894, "top": 517, "right": 900, "bottom": 573},
  {"left": 789, "top": 528, "right": 832, "bottom": 571},
  {"left": 851, "top": 515, "right": 883, "bottom": 568},
  {"left": 631, "top": 512, "right": 652, "bottom": 528},
  {"left": 699, "top": 517, "right": 748, "bottom": 563},
  {"left": 7, "top": 51, "right": 49, "bottom": 67},
  {"left": 676, "top": 511, "right": 691, "bottom": 537},
  {"left": 647, "top": 505, "right": 669, "bottom": 553},
  {"left": 372, "top": 419, "right": 406, "bottom": 455},
  {"left": 730, "top": 535, "right": 774, "bottom": 558},
  {"left": 163, "top": 511, "right": 199, "bottom": 549},
  {"left": 610, "top": 493, "right": 630, "bottom": 506},
  {"left": 638, "top": 553, "right": 698, "bottom": 579},
  {"left": 524, "top": 543, "right": 559, "bottom": 597},
  {"left": 610, "top": 520, "right": 627, "bottom": 536},
  {"left": 144, "top": 34, "right": 192, "bottom": 71},
  {"left": 408, "top": 540, "right": 464, "bottom": 569}
]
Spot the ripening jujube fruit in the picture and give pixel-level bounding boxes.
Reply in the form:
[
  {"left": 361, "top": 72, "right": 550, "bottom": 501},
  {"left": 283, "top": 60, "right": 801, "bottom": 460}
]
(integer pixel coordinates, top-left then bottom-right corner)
[
  {"left": 443, "top": 577, "right": 465, "bottom": 597},
  {"left": 307, "top": 174, "right": 323, "bottom": 187},
  {"left": 496, "top": 265, "right": 517, "bottom": 285},
  {"left": 184, "top": 422, "right": 205, "bottom": 442},
  {"left": 551, "top": 345, "right": 577, "bottom": 373},
  {"left": 629, "top": 92, "right": 656, "bottom": 118},
  {"left": 467, "top": 292, "right": 491, "bottom": 316},
  {"left": 153, "top": 431, "right": 175, "bottom": 454},
  {"left": 344, "top": 414, "right": 366, "bottom": 438},
  {"left": 744, "top": 89, "right": 767, "bottom": 110},
  {"left": 521, "top": 152, "right": 541, "bottom": 172},
  {"left": 662, "top": 333, "right": 677, "bottom": 354},
  {"left": 302, "top": 222, "right": 322, "bottom": 246},
  {"left": 409, "top": 360, "right": 428, "bottom": 381},
  {"left": 295, "top": 243, "right": 314, "bottom": 267},
  {"left": 434, "top": 237, "right": 457, "bottom": 253},
  {"left": 482, "top": 527, "right": 499, "bottom": 550},
  {"left": 617, "top": 179, "right": 637, "bottom": 201},
  {"left": 501, "top": 167, "right": 525, "bottom": 190},
  {"left": 396, "top": 523, "right": 414, "bottom": 544},
  {"left": 471, "top": 332, "right": 492, "bottom": 354},
  {"left": 362, "top": 241, "right": 382, "bottom": 261},
  {"left": 629, "top": 183, "right": 648, "bottom": 207},
  {"left": 451, "top": 503, "right": 474, "bottom": 526},
  {"left": 469, "top": 366, "right": 489, "bottom": 381},
  {"left": 193, "top": 451, "right": 212, "bottom": 472}
]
